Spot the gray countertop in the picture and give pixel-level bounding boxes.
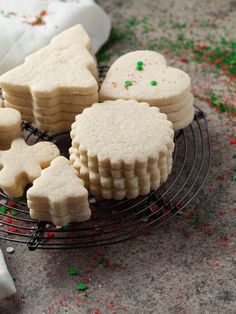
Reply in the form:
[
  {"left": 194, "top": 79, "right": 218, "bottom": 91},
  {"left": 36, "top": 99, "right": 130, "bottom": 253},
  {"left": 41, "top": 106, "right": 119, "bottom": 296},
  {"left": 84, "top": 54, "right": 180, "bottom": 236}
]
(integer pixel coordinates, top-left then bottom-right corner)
[{"left": 1, "top": 0, "right": 236, "bottom": 313}]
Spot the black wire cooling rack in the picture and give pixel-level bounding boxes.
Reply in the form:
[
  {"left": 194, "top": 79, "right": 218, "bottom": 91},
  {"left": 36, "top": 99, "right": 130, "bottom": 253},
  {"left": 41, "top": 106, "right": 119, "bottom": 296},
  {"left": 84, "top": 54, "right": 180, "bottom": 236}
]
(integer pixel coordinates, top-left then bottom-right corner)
[{"left": 0, "top": 66, "right": 211, "bottom": 250}]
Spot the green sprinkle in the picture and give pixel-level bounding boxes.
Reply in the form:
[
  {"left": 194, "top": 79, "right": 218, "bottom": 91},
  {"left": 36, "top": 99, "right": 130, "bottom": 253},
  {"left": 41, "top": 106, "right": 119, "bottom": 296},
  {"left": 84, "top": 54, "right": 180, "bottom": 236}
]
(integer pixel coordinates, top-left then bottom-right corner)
[
  {"left": 11, "top": 210, "right": 18, "bottom": 216},
  {"left": 233, "top": 166, "right": 236, "bottom": 172},
  {"left": 63, "top": 224, "right": 70, "bottom": 231},
  {"left": 136, "top": 64, "right": 143, "bottom": 71},
  {"left": 212, "top": 100, "right": 220, "bottom": 107},
  {"left": 230, "top": 176, "right": 236, "bottom": 182},
  {"left": 99, "top": 256, "right": 107, "bottom": 267},
  {"left": 137, "top": 61, "right": 143, "bottom": 66},
  {"left": 68, "top": 267, "right": 78, "bottom": 276},
  {"left": 219, "top": 103, "right": 226, "bottom": 112},
  {"left": 173, "top": 22, "right": 186, "bottom": 29},
  {"left": 233, "top": 154, "right": 236, "bottom": 159},
  {"left": 0, "top": 206, "right": 8, "bottom": 214},
  {"left": 124, "top": 80, "right": 132, "bottom": 88},
  {"left": 150, "top": 80, "right": 158, "bottom": 86},
  {"left": 75, "top": 283, "right": 88, "bottom": 291}
]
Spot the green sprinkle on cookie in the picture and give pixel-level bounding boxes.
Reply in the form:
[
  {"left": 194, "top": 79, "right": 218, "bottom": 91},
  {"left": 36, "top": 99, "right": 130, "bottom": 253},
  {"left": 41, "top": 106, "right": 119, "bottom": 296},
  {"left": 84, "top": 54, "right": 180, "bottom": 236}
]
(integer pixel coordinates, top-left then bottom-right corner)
[
  {"left": 150, "top": 80, "right": 158, "bottom": 86},
  {"left": 136, "top": 64, "right": 143, "bottom": 71},
  {"left": 124, "top": 80, "right": 132, "bottom": 88}
]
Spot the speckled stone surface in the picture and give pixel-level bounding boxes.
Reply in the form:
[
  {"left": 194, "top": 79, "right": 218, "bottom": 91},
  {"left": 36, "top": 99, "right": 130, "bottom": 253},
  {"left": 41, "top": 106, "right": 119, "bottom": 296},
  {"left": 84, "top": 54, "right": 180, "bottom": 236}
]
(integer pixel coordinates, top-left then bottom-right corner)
[{"left": 0, "top": 0, "right": 236, "bottom": 313}]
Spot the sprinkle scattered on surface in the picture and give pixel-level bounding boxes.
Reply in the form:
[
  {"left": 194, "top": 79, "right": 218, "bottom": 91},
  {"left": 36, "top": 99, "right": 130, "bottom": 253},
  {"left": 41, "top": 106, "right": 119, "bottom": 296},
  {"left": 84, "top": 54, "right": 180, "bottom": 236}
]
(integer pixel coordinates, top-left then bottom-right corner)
[
  {"left": 68, "top": 267, "right": 78, "bottom": 276},
  {"left": 75, "top": 284, "right": 88, "bottom": 292}
]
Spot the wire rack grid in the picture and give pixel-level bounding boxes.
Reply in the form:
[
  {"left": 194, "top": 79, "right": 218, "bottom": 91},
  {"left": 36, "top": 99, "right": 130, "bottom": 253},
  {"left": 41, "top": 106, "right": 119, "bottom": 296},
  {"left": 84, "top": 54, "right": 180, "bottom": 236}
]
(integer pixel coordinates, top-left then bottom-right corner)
[{"left": 0, "top": 66, "right": 211, "bottom": 250}]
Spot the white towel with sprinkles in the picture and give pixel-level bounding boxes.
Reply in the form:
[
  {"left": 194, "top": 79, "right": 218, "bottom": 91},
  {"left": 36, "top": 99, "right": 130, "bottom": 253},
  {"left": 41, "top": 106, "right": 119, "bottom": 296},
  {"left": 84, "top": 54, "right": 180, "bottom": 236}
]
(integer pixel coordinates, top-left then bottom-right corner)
[
  {"left": 0, "top": 0, "right": 111, "bottom": 75},
  {"left": 0, "top": 248, "right": 16, "bottom": 299}
]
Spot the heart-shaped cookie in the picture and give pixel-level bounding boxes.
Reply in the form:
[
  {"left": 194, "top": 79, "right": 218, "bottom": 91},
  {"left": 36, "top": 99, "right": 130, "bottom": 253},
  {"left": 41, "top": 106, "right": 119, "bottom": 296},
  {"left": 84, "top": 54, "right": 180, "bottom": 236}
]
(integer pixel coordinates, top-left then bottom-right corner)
[{"left": 99, "top": 50, "right": 191, "bottom": 105}]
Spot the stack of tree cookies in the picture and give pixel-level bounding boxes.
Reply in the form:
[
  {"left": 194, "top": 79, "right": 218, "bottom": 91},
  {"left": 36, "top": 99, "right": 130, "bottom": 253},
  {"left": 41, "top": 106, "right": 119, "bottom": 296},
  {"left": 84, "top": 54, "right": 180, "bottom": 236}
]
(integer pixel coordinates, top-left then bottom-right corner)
[{"left": 0, "top": 25, "right": 99, "bottom": 134}]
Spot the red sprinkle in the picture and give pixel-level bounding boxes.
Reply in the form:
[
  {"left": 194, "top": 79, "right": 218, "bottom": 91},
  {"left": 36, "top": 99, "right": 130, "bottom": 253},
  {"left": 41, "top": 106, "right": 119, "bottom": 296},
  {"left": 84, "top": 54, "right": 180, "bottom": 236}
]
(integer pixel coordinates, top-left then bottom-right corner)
[
  {"left": 163, "top": 207, "right": 170, "bottom": 215},
  {"left": 4, "top": 218, "right": 12, "bottom": 223},
  {"left": 179, "top": 56, "right": 188, "bottom": 63},
  {"left": 107, "top": 300, "right": 115, "bottom": 310},
  {"left": 199, "top": 44, "right": 207, "bottom": 49},
  {"left": 215, "top": 58, "right": 222, "bottom": 64},
  {"left": 91, "top": 310, "right": 101, "bottom": 314},
  {"left": 7, "top": 200, "right": 17, "bottom": 208},
  {"left": 46, "top": 231, "right": 55, "bottom": 237},
  {"left": 218, "top": 210, "right": 225, "bottom": 216},
  {"left": 150, "top": 205, "right": 158, "bottom": 212},
  {"left": 223, "top": 235, "right": 228, "bottom": 241},
  {"left": 7, "top": 227, "right": 18, "bottom": 233},
  {"left": 40, "top": 10, "right": 47, "bottom": 17},
  {"left": 230, "top": 138, "right": 236, "bottom": 144}
]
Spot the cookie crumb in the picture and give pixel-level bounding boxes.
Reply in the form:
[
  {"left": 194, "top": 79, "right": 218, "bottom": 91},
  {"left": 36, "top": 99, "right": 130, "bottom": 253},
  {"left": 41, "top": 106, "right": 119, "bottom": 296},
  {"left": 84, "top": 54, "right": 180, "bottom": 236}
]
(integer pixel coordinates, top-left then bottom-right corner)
[
  {"left": 6, "top": 247, "right": 15, "bottom": 254},
  {"left": 89, "top": 198, "right": 96, "bottom": 204}
]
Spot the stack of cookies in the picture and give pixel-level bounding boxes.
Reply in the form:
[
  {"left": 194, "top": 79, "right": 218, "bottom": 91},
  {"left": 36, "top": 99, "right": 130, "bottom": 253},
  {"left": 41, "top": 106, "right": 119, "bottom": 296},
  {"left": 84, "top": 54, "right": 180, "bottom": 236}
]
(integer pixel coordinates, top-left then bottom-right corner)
[
  {"left": 0, "top": 25, "right": 99, "bottom": 134},
  {"left": 70, "top": 99, "right": 174, "bottom": 200},
  {"left": 99, "top": 50, "right": 194, "bottom": 131},
  {"left": 0, "top": 108, "right": 22, "bottom": 150},
  {"left": 27, "top": 157, "right": 91, "bottom": 226}
]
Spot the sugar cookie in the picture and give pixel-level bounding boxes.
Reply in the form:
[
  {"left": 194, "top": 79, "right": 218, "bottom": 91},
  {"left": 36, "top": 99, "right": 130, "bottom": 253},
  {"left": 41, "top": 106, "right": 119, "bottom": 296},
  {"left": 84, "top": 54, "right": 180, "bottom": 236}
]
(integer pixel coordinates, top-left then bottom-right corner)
[
  {"left": 27, "top": 156, "right": 91, "bottom": 226},
  {"left": 0, "top": 138, "right": 60, "bottom": 197},
  {"left": 0, "top": 108, "right": 22, "bottom": 150},
  {"left": 99, "top": 50, "right": 194, "bottom": 130}
]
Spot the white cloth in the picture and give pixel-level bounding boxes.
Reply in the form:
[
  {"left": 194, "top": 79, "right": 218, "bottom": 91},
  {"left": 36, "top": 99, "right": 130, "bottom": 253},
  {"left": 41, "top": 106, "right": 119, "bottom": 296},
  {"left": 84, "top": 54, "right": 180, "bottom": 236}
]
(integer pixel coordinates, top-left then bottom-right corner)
[
  {"left": 0, "top": 249, "right": 16, "bottom": 299},
  {"left": 0, "top": 0, "right": 111, "bottom": 75}
]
